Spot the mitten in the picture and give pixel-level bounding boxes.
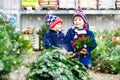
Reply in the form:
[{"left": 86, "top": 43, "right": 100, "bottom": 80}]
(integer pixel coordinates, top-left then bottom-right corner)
[
  {"left": 79, "top": 48, "right": 87, "bottom": 55},
  {"left": 68, "top": 52, "right": 76, "bottom": 58}
]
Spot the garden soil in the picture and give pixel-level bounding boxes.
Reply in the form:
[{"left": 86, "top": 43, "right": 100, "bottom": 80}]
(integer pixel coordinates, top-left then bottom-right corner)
[{"left": 9, "top": 53, "right": 120, "bottom": 80}]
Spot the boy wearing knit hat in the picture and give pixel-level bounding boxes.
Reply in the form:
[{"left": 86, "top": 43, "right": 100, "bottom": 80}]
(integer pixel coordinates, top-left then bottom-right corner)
[
  {"left": 44, "top": 14, "right": 65, "bottom": 49},
  {"left": 64, "top": 9, "right": 97, "bottom": 68}
]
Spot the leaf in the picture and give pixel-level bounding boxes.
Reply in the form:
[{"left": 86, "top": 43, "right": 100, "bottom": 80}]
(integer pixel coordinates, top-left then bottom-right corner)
[{"left": 27, "top": 47, "right": 90, "bottom": 80}]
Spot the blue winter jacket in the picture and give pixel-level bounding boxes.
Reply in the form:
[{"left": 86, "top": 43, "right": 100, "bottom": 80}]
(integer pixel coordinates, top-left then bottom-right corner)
[
  {"left": 44, "top": 29, "right": 65, "bottom": 49},
  {"left": 64, "top": 28, "right": 97, "bottom": 66}
]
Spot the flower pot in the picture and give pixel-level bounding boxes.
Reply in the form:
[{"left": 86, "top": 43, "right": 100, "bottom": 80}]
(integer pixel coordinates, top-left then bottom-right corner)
[{"left": 112, "top": 37, "right": 120, "bottom": 42}]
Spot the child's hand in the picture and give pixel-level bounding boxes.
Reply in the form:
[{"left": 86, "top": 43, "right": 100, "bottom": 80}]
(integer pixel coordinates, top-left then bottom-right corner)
[
  {"left": 68, "top": 52, "right": 76, "bottom": 58},
  {"left": 79, "top": 48, "right": 87, "bottom": 55}
]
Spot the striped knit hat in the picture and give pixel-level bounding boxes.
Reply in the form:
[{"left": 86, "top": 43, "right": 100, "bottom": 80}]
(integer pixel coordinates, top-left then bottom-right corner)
[
  {"left": 72, "top": 9, "right": 89, "bottom": 30},
  {"left": 45, "top": 14, "right": 63, "bottom": 29},
  {"left": 72, "top": 9, "right": 87, "bottom": 23}
]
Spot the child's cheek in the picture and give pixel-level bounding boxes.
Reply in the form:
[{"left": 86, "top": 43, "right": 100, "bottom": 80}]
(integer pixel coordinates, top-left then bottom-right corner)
[{"left": 57, "top": 27, "right": 62, "bottom": 31}]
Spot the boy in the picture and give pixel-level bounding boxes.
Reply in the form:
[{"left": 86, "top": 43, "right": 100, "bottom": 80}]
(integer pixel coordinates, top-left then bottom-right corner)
[
  {"left": 64, "top": 9, "right": 97, "bottom": 68},
  {"left": 44, "top": 14, "right": 65, "bottom": 49}
]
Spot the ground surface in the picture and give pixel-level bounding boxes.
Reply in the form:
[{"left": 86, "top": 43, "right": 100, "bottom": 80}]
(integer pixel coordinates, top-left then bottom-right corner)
[
  {"left": 9, "top": 53, "right": 120, "bottom": 80},
  {"left": 87, "top": 69, "right": 120, "bottom": 80}
]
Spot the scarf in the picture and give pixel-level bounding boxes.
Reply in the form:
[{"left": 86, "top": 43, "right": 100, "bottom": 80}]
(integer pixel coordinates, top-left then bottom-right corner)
[{"left": 72, "top": 26, "right": 87, "bottom": 40}]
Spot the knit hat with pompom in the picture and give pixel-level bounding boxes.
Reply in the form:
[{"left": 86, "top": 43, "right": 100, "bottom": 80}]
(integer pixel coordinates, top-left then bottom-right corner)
[
  {"left": 72, "top": 9, "right": 89, "bottom": 30},
  {"left": 45, "top": 14, "right": 63, "bottom": 29}
]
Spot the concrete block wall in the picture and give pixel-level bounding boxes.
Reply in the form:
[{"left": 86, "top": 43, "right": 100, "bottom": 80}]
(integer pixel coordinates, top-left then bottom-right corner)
[
  {"left": 21, "top": 14, "right": 120, "bottom": 33},
  {"left": 1, "top": 0, "right": 120, "bottom": 33}
]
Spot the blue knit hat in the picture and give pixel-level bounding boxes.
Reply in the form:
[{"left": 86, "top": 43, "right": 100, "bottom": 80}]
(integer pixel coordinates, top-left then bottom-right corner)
[
  {"left": 72, "top": 9, "right": 89, "bottom": 30},
  {"left": 45, "top": 14, "right": 63, "bottom": 29},
  {"left": 72, "top": 9, "right": 87, "bottom": 23}
]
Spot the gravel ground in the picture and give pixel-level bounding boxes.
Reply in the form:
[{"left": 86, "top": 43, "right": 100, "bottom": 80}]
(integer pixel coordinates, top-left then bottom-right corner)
[
  {"left": 9, "top": 52, "right": 39, "bottom": 80},
  {"left": 87, "top": 69, "right": 120, "bottom": 80},
  {"left": 9, "top": 53, "right": 120, "bottom": 80}
]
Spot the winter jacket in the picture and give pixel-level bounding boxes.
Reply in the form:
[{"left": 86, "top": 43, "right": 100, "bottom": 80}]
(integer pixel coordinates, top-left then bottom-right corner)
[
  {"left": 44, "top": 29, "right": 65, "bottom": 49},
  {"left": 64, "top": 27, "right": 97, "bottom": 67}
]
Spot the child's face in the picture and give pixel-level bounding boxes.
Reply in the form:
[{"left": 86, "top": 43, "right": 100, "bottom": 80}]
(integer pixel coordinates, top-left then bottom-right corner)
[
  {"left": 52, "top": 22, "right": 62, "bottom": 32},
  {"left": 73, "top": 16, "right": 85, "bottom": 28}
]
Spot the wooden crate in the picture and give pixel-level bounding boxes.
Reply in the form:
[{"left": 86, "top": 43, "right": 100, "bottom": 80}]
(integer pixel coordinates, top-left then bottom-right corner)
[
  {"left": 59, "top": 0, "right": 76, "bottom": 9},
  {"left": 24, "top": 34, "right": 40, "bottom": 50},
  {"left": 22, "top": 27, "right": 40, "bottom": 50},
  {"left": 78, "top": 0, "right": 97, "bottom": 9},
  {"left": 22, "top": 2, "right": 40, "bottom": 10},
  {"left": 39, "top": 0, "right": 58, "bottom": 10},
  {"left": 88, "top": 1, "right": 97, "bottom": 9},
  {"left": 78, "top": 0, "right": 89, "bottom": 9},
  {"left": 31, "top": 34, "right": 40, "bottom": 50},
  {"left": 21, "top": 0, "right": 40, "bottom": 10},
  {"left": 98, "top": 0, "right": 116, "bottom": 9}
]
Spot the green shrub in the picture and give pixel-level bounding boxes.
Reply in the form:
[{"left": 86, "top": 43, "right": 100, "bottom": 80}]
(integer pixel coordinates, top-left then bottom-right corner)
[
  {"left": 92, "top": 29, "right": 120, "bottom": 74},
  {"left": 39, "top": 23, "right": 48, "bottom": 50},
  {"left": 0, "top": 13, "right": 33, "bottom": 79},
  {"left": 27, "top": 47, "right": 91, "bottom": 80}
]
